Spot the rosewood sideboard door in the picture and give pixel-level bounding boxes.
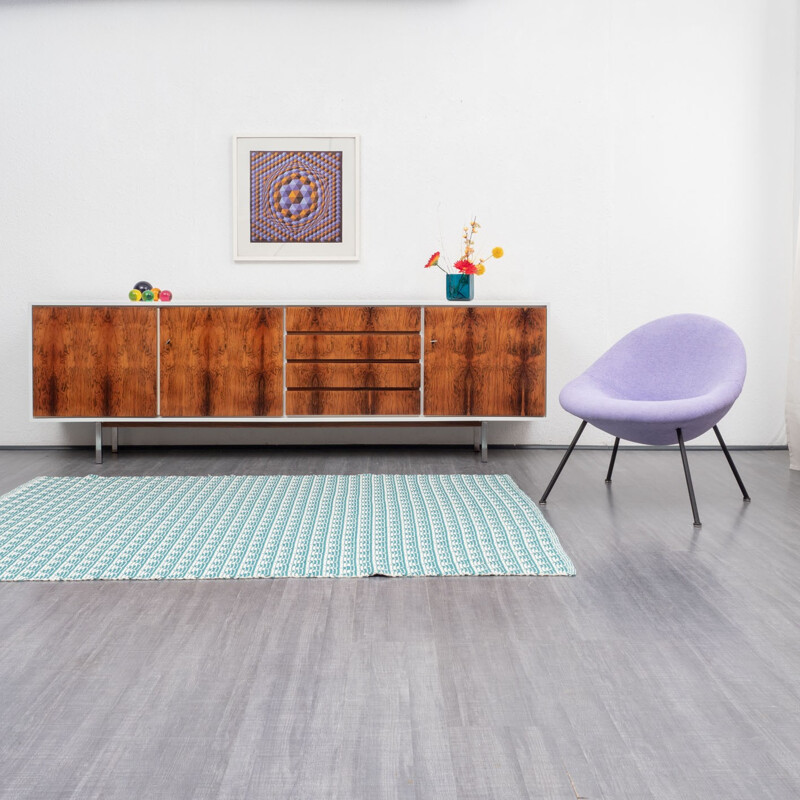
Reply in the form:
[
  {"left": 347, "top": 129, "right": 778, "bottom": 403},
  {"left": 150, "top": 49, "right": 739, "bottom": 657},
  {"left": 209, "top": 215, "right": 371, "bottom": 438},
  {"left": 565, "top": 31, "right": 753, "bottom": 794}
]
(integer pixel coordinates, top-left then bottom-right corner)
[
  {"left": 32, "top": 305, "right": 157, "bottom": 417},
  {"left": 423, "top": 306, "right": 546, "bottom": 416},
  {"left": 160, "top": 306, "right": 283, "bottom": 417}
]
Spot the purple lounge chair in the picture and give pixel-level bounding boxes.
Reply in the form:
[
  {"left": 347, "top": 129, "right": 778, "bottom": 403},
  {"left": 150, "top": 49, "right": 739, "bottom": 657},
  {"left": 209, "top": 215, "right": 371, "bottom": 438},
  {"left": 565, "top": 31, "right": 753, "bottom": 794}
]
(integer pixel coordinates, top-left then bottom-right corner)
[{"left": 539, "top": 314, "right": 750, "bottom": 526}]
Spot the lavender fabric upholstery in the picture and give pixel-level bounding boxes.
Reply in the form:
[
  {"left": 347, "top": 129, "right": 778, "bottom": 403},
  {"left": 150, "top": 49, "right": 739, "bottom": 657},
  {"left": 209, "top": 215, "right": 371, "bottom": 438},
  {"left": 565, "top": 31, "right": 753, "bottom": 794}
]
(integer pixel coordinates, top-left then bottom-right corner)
[{"left": 559, "top": 314, "right": 746, "bottom": 445}]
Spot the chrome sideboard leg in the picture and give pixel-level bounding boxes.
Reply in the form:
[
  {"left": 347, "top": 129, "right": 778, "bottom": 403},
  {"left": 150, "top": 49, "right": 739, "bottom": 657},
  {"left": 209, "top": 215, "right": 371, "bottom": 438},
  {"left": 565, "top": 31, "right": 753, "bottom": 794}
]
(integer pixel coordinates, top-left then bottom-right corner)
[
  {"left": 473, "top": 424, "right": 481, "bottom": 452},
  {"left": 95, "top": 422, "right": 103, "bottom": 464},
  {"left": 481, "top": 421, "right": 488, "bottom": 463},
  {"left": 111, "top": 426, "right": 119, "bottom": 454}
]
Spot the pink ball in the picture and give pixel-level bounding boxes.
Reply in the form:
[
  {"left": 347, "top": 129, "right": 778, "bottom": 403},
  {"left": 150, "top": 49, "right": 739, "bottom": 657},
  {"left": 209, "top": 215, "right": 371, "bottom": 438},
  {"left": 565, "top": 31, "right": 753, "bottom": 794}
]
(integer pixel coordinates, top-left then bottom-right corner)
[{"left": 159, "top": 290, "right": 172, "bottom": 302}]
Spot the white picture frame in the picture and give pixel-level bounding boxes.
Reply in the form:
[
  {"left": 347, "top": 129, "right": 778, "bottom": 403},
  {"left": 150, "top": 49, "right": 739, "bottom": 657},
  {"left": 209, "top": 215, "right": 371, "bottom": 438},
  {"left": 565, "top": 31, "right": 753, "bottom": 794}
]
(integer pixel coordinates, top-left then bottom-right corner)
[{"left": 233, "top": 134, "right": 359, "bottom": 261}]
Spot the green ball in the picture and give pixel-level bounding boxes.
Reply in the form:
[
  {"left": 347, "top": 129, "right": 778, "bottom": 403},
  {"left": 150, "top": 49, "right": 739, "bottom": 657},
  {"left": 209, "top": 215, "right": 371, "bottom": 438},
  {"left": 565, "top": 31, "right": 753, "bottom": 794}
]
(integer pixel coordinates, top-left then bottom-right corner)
[{"left": 142, "top": 290, "right": 155, "bottom": 302}]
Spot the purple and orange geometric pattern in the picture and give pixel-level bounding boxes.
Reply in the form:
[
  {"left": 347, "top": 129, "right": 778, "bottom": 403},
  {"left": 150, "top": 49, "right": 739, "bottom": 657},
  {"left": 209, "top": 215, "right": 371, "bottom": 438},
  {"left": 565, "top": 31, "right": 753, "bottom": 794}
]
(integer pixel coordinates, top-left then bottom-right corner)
[{"left": 250, "top": 150, "right": 343, "bottom": 243}]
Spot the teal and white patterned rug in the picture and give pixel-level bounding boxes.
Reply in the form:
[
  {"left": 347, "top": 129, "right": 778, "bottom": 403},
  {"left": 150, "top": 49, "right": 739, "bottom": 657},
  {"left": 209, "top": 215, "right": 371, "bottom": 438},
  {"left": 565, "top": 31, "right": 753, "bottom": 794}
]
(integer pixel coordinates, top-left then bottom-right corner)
[{"left": 0, "top": 474, "right": 574, "bottom": 581}]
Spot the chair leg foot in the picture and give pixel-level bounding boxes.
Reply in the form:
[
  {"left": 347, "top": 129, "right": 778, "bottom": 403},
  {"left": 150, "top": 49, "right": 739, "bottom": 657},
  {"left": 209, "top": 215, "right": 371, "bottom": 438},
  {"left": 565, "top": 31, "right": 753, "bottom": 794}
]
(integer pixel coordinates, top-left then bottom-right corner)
[
  {"left": 677, "top": 428, "right": 701, "bottom": 526},
  {"left": 539, "top": 421, "right": 587, "bottom": 504},
  {"left": 605, "top": 437, "right": 620, "bottom": 483},
  {"left": 713, "top": 425, "right": 751, "bottom": 501}
]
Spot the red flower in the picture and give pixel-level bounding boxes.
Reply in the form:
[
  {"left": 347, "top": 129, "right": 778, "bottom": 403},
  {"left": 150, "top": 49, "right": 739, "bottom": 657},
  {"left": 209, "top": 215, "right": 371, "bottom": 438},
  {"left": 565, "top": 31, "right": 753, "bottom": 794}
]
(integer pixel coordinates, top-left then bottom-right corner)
[
  {"left": 424, "top": 251, "right": 440, "bottom": 269},
  {"left": 454, "top": 259, "right": 478, "bottom": 274}
]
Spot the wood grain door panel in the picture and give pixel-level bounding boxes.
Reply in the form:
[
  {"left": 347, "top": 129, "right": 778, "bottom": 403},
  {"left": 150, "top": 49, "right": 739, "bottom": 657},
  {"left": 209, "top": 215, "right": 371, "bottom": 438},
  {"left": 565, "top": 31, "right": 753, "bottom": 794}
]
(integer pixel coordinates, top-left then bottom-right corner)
[
  {"left": 286, "top": 390, "right": 420, "bottom": 416},
  {"left": 286, "top": 334, "right": 420, "bottom": 361},
  {"left": 160, "top": 306, "right": 283, "bottom": 417},
  {"left": 424, "top": 306, "right": 546, "bottom": 416},
  {"left": 286, "top": 306, "right": 420, "bottom": 332},
  {"left": 32, "top": 306, "right": 157, "bottom": 417},
  {"left": 286, "top": 362, "right": 420, "bottom": 389}
]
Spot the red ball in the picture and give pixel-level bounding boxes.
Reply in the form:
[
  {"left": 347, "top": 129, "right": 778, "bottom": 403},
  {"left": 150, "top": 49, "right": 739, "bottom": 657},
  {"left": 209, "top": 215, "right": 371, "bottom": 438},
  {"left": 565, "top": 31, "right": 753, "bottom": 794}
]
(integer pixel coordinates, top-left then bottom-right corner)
[{"left": 159, "top": 290, "right": 172, "bottom": 302}]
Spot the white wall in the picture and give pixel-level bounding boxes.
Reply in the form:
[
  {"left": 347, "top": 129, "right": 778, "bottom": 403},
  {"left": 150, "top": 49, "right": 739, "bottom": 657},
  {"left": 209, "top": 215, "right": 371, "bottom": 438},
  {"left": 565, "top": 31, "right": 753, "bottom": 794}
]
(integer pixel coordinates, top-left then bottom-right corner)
[{"left": 0, "top": 0, "right": 795, "bottom": 448}]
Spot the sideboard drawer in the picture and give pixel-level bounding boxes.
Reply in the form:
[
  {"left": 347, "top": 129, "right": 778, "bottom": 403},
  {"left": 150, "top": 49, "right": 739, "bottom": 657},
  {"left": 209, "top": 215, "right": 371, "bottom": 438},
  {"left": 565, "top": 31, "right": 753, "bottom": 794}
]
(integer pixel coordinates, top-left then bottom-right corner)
[
  {"left": 285, "top": 334, "right": 421, "bottom": 361},
  {"left": 286, "top": 306, "right": 420, "bottom": 332},
  {"left": 286, "top": 390, "right": 420, "bottom": 416},
  {"left": 286, "top": 362, "right": 420, "bottom": 389}
]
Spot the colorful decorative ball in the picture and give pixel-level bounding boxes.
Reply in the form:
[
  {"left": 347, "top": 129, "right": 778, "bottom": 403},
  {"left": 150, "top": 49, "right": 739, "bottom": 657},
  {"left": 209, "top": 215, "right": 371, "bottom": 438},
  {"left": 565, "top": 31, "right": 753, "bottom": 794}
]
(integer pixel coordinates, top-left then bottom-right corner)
[
  {"left": 159, "top": 290, "right": 172, "bottom": 302},
  {"left": 151, "top": 288, "right": 160, "bottom": 301},
  {"left": 142, "top": 289, "right": 155, "bottom": 302},
  {"left": 128, "top": 289, "right": 142, "bottom": 302},
  {"left": 134, "top": 280, "right": 153, "bottom": 293}
]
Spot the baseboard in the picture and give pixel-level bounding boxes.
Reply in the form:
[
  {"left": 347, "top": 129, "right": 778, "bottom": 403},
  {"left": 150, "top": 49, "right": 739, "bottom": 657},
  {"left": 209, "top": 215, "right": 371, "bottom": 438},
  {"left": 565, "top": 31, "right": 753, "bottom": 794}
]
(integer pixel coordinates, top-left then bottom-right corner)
[
  {"left": 510, "top": 444, "right": 788, "bottom": 451},
  {"left": 0, "top": 443, "right": 788, "bottom": 452}
]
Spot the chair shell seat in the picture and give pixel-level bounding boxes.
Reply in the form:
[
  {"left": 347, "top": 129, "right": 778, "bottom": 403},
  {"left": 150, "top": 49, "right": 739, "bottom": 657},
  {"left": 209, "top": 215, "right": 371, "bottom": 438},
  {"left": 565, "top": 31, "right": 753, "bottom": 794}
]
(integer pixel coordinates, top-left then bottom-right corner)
[{"left": 558, "top": 314, "right": 746, "bottom": 446}]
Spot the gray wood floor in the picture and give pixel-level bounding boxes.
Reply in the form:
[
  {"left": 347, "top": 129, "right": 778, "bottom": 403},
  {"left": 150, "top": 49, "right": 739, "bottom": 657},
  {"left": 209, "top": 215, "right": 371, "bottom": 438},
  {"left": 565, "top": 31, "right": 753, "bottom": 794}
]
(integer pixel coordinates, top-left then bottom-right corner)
[{"left": 0, "top": 444, "right": 798, "bottom": 799}]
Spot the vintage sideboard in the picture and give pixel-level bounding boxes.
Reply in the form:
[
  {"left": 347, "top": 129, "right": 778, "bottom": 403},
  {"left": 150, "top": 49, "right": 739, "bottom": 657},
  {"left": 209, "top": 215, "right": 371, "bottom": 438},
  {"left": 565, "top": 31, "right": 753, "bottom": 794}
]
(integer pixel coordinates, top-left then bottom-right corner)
[{"left": 31, "top": 304, "right": 547, "bottom": 462}]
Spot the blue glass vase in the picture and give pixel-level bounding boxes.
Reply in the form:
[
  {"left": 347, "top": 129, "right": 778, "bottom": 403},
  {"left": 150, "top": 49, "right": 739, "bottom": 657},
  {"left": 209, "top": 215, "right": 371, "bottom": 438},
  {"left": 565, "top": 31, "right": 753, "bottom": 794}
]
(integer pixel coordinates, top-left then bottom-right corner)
[{"left": 446, "top": 273, "right": 474, "bottom": 301}]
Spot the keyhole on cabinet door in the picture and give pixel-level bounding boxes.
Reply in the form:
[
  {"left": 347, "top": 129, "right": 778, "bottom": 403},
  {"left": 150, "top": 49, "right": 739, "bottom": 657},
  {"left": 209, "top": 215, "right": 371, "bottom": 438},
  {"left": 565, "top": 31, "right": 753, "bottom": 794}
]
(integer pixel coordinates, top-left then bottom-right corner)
[
  {"left": 430, "top": 339, "right": 438, "bottom": 347},
  {"left": 165, "top": 339, "right": 171, "bottom": 347}
]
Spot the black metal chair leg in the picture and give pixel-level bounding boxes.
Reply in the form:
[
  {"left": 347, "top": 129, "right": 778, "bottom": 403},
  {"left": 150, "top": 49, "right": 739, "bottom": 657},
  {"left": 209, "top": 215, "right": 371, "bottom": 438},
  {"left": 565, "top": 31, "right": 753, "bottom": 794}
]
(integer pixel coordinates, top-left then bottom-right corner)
[
  {"left": 713, "top": 425, "right": 751, "bottom": 501},
  {"left": 605, "top": 438, "right": 620, "bottom": 483},
  {"left": 539, "top": 420, "right": 587, "bottom": 504},
  {"left": 676, "top": 428, "right": 701, "bottom": 527}
]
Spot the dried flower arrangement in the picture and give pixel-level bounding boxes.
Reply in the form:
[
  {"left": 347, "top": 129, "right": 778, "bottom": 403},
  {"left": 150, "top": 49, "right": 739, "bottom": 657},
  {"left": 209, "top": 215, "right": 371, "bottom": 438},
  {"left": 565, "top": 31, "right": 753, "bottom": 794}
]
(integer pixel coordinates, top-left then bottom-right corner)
[{"left": 424, "top": 217, "right": 503, "bottom": 275}]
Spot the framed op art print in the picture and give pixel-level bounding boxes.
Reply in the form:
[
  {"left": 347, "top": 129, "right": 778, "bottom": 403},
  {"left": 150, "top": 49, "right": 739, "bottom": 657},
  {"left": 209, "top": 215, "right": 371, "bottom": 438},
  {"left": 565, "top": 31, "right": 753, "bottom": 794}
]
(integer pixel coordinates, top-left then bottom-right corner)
[{"left": 234, "top": 135, "right": 359, "bottom": 261}]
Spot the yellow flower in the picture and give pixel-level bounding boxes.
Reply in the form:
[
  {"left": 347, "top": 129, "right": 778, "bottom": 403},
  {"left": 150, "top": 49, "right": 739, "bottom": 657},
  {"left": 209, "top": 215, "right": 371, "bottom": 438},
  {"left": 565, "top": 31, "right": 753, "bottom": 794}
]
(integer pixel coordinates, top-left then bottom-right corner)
[
  {"left": 476, "top": 263, "right": 486, "bottom": 275},
  {"left": 492, "top": 246, "right": 504, "bottom": 259}
]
